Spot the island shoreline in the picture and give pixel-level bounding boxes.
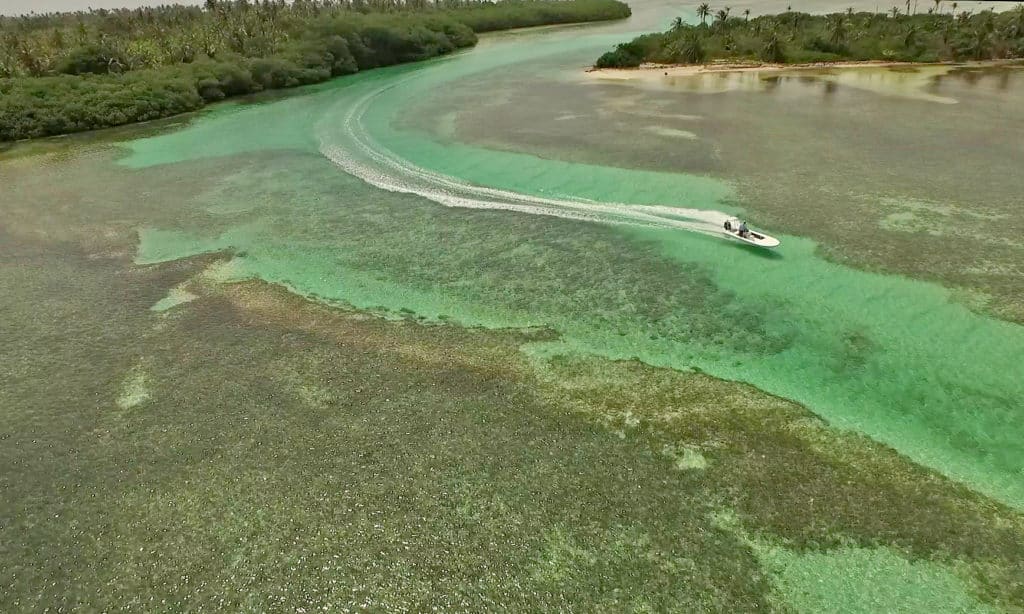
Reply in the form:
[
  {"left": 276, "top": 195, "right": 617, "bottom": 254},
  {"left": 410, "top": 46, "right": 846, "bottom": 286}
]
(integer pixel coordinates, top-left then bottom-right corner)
[{"left": 586, "top": 58, "right": 1024, "bottom": 79}]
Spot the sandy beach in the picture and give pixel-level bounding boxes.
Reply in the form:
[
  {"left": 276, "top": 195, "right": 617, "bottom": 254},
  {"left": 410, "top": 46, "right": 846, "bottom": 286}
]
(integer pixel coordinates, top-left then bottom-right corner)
[{"left": 585, "top": 59, "right": 1023, "bottom": 81}]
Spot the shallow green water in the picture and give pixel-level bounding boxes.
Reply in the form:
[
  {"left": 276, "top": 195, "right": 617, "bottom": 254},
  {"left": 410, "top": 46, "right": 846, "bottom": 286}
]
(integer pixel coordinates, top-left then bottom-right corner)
[{"left": 121, "top": 15, "right": 1024, "bottom": 509}]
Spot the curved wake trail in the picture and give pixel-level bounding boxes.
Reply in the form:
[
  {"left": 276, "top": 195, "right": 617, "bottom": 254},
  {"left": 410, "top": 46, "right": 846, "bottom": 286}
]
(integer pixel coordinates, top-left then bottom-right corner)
[{"left": 317, "top": 80, "right": 732, "bottom": 236}]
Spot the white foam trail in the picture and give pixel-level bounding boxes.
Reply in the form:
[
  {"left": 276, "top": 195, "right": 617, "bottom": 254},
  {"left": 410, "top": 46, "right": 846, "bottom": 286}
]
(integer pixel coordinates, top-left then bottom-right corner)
[{"left": 316, "top": 79, "right": 733, "bottom": 237}]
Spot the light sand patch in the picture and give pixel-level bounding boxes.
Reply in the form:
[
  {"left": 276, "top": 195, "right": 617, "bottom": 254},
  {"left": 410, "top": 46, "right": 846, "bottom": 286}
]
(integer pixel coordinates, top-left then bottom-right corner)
[
  {"left": 599, "top": 93, "right": 704, "bottom": 122},
  {"left": 765, "top": 546, "right": 995, "bottom": 613},
  {"left": 202, "top": 257, "right": 247, "bottom": 282},
  {"left": 962, "top": 261, "right": 1024, "bottom": 276},
  {"left": 434, "top": 111, "right": 458, "bottom": 139},
  {"left": 588, "top": 59, "right": 979, "bottom": 80},
  {"left": 875, "top": 196, "right": 1017, "bottom": 245},
  {"left": 297, "top": 384, "right": 334, "bottom": 409},
  {"left": 875, "top": 196, "right": 1007, "bottom": 221},
  {"left": 590, "top": 65, "right": 794, "bottom": 94},
  {"left": 150, "top": 287, "right": 198, "bottom": 312},
  {"left": 711, "top": 510, "right": 996, "bottom": 613},
  {"left": 879, "top": 210, "right": 1019, "bottom": 245},
  {"left": 878, "top": 210, "right": 921, "bottom": 233},
  {"left": 662, "top": 444, "right": 708, "bottom": 470},
  {"left": 644, "top": 126, "right": 699, "bottom": 140},
  {"left": 117, "top": 368, "right": 151, "bottom": 409}
]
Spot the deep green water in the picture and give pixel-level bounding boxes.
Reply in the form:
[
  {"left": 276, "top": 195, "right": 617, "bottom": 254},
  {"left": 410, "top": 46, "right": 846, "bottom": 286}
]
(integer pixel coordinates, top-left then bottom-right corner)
[{"left": 120, "top": 14, "right": 1024, "bottom": 509}]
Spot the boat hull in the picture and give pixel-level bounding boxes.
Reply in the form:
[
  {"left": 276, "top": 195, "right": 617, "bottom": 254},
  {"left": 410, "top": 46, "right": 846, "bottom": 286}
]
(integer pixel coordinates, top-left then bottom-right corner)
[{"left": 723, "top": 230, "right": 780, "bottom": 248}]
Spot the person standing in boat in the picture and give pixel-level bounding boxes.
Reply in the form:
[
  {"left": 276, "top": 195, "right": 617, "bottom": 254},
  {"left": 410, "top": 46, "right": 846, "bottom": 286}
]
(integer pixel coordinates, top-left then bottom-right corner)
[{"left": 739, "top": 221, "right": 749, "bottom": 237}]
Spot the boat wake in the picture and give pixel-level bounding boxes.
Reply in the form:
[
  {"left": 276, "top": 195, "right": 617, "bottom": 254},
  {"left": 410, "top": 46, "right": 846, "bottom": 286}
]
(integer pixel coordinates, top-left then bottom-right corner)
[{"left": 317, "top": 81, "right": 732, "bottom": 237}]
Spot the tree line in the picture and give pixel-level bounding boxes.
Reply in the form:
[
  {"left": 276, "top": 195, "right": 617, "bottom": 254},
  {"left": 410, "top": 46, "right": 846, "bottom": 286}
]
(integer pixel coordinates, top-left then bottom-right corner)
[
  {"left": 595, "top": 3, "right": 1024, "bottom": 68},
  {"left": 0, "top": 0, "right": 630, "bottom": 141}
]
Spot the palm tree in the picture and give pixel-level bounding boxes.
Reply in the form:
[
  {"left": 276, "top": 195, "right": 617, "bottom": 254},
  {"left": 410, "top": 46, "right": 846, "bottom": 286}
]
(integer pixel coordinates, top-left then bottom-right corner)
[
  {"left": 671, "top": 31, "right": 706, "bottom": 63},
  {"left": 904, "top": 25, "right": 918, "bottom": 47},
  {"left": 933, "top": 0, "right": 942, "bottom": 14},
  {"left": 671, "top": 16, "right": 685, "bottom": 32},
  {"left": 696, "top": 3, "right": 711, "bottom": 26},
  {"left": 968, "top": 27, "right": 990, "bottom": 59},
  {"left": 1009, "top": 5, "right": 1024, "bottom": 38},
  {"left": 891, "top": 6, "right": 901, "bottom": 18},
  {"left": 715, "top": 8, "right": 729, "bottom": 26},
  {"left": 50, "top": 28, "right": 66, "bottom": 50},
  {"left": 826, "top": 13, "right": 847, "bottom": 45},
  {"left": 744, "top": 8, "right": 750, "bottom": 21},
  {"left": 940, "top": 21, "right": 953, "bottom": 45},
  {"left": 979, "top": 10, "right": 996, "bottom": 34},
  {"left": 761, "top": 30, "right": 785, "bottom": 62}
]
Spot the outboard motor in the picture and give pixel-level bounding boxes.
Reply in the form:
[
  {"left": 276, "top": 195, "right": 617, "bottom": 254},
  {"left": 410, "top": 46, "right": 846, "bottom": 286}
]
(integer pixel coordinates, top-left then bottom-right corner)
[{"left": 724, "top": 220, "right": 732, "bottom": 231}]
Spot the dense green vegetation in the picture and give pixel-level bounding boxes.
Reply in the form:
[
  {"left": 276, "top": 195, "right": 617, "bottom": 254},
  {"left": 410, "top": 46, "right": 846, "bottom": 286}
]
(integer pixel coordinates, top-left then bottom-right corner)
[
  {"left": 0, "top": 0, "right": 629, "bottom": 140},
  {"left": 595, "top": 3, "right": 1024, "bottom": 68}
]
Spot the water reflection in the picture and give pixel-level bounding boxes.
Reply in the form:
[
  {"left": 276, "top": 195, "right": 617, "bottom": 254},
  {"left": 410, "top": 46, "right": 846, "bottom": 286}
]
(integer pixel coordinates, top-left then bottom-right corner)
[
  {"left": 588, "top": 63, "right": 986, "bottom": 104},
  {"left": 591, "top": 62, "right": 1024, "bottom": 106}
]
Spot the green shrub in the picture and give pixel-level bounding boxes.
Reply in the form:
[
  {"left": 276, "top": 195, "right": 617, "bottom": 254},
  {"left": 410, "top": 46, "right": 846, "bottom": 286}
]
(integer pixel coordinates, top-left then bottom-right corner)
[
  {"left": 596, "top": 47, "right": 643, "bottom": 68},
  {"left": 0, "top": 73, "right": 205, "bottom": 141},
  {"left": 805, "top": 36, "right": 849, "bottom": 56},
  {"left": 595, "top": 8, "right": 1024, "bottom": 69},
  {"left": 56, "top": 45, "right": 123, "bottom": 75}
]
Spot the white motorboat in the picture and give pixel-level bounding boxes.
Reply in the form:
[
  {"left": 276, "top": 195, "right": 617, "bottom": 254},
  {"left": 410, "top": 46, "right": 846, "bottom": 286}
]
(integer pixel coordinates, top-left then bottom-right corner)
[{"left": 722, "top": 217, "right": 780, "bottom": 248}]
